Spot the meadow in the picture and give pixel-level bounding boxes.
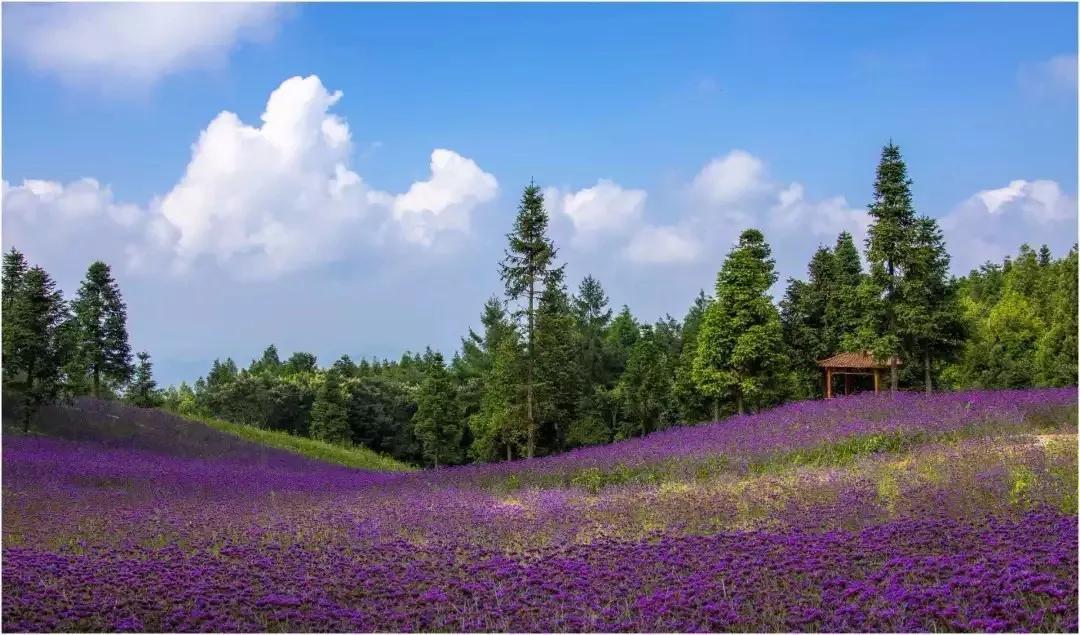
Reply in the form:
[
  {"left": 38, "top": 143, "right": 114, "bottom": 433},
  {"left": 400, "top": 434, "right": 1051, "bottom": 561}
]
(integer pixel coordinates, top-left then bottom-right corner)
[{"left": 3, "top": 388, "right": 1077, "bottom": 632}]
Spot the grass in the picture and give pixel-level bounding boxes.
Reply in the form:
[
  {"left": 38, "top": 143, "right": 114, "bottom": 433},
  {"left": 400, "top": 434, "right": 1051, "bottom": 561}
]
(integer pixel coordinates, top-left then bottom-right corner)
[{"left": 174, "top": 411, "right": 415, "bottom": 472}]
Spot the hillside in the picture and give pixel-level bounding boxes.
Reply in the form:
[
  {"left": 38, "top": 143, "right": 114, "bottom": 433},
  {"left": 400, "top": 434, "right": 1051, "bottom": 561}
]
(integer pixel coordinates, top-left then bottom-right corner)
[
  {"left": 2, "top": 397, "right": 413, "bottom": 472},
  {"left": 3, "top": 388, "right": 1077, "bottom": 632}
]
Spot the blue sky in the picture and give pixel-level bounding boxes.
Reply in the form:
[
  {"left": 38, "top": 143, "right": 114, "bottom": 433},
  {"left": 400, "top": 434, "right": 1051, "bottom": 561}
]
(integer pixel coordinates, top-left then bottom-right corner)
[{"left": 3, "top": 2, "right": 1077, "bottom": 385}]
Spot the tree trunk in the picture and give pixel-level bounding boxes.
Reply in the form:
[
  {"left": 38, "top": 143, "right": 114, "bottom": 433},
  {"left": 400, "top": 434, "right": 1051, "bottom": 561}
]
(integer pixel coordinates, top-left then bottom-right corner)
[
  {"left": 93, "top": 364, "right": 101, "bottom": 399},
  {"left": 526, "top": 273, "right": 535, "bottom": 459},
  {"left": 22, "top": 360, "right": 35, "bottom": 433},
  {"left": 506, "top": 444, "right": 512, "bottom": 462},
  {"left": 736, "top": 392, "right": 744, "bottom": 415},
  {"left": 712, "top": 399, "right": 719, "bottom": 422},
  {"left": 890, "top": 358, "right": 898, "bottom": 395},
  {"left": 924, "top": 353, "right": 932, "bottom": 394}
]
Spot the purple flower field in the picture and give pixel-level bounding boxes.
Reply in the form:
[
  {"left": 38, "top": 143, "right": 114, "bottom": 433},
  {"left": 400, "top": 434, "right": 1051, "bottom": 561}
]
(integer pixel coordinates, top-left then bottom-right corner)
[{"left": 3, "top": 389, "right": 1078, "bottom": 632}]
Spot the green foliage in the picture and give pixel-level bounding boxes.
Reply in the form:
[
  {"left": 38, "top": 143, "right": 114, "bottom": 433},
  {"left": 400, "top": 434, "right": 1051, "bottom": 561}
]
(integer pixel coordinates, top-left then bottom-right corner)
[
  {"left": 412, "top": 353, "right": 464, "bottom": 467},
  {"left": 177, "top": 410, "right": 413, "bottom": 472},
  {"left": 470, "top": 336, "right": 527, "bottom": 461},
  {"left": 781, "top": 233, "right": 866, "bottom": 399},
  {"left": 534, "top": 268, "right": 580, "bottom": 452},
  {"left": 617, "top": 326, "right": 675, "bottom": 437},
  {"left": 694, "top": 229, "right": 785, "bottom": 414},
  {"left": 70, "top": 261, "right": 133, "bottom": 397},
  {"left": 500, "top": 182, "right": 560, "bottom": 459},
  {"left": 3, "top": 263, "right": 71, "bottom": 431},
  {"left": 126, "top": 352, "right": 161, "bottom": 408},
  {"left": 944, "top": 243, "right": 1076, "bottom": 389},
  {"left": 309, "top": 371, "right": 351, "bottom": 445}
]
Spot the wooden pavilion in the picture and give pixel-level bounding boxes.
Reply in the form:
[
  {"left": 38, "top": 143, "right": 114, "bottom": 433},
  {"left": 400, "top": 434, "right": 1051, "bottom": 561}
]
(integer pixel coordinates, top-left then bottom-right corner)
[{"left": 817, "top": 351, "right": 902, "bottom": 398}]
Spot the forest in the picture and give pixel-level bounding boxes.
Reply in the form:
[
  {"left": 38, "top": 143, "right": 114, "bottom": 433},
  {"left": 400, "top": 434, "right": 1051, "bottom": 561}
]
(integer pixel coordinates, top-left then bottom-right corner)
[{"left": 3, "top": 143, "right": 1077, "bottom": 467}]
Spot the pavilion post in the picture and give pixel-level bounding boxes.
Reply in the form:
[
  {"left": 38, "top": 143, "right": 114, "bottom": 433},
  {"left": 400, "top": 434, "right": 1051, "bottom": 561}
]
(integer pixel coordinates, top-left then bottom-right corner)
[
  {"left": 825, "top": 368, "right": 832, "bottom": 399},
  {"left": 844, "top": 373, "right": 852, "bottom": 396},
  {"left": 873, "top": 369, "right": 880, "bottom": 393}
]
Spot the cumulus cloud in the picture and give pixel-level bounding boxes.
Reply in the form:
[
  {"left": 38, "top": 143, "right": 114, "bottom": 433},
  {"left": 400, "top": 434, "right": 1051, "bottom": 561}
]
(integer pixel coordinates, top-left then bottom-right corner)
[
  {"left": 770, "top": 183, "right": 869, "bottom": 243},
  {"left": 392, "top": 150, "right": 499, "bottom": 246},
  {"left": 553, "top": 149, "right": 869, "bottom": 269},
  {"left": 4, "top": 75, "right": 498, "bottom": 279},
  {"left": 551, "top": 179, "right": 646, "bottom": 245},
  {"left": 941, "top": 179, "right": 1077, "bottom": 273},
  {"left": 623, "top": 225, "right": 702, "bottom": 265},
  {"left": 1019, "top": 54, "right": 1078, "bottom": 99},
  {"left": 4, "top": 3, "right": 283, "bottom": 87},
  {"left": 690, "top": 149, "right": 768, "bottom": 206}
]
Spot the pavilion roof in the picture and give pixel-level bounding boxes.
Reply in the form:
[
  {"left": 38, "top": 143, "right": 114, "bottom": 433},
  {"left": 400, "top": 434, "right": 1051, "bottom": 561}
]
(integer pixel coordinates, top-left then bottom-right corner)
[{"left": 817, "top": 351, "right": 902, "bottom": 369}]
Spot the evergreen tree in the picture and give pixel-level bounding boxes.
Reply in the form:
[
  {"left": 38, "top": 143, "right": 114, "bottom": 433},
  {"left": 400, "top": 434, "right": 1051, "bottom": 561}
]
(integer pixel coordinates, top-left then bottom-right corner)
[
  {"left": 71, "top": 261, "right": 133, "bottom": 397},
  {"left": 283, "top": 352, "right": 318, "bottom": 375},
  {"left": 859, "top": 143, "right": 919, "bottom": 391},
  {"left": 499, "top": 182, "right": 559, "bottom": 458},
  {"left": 897, "top": 216, "right": 965, "bottom": 392},
  {"left": 127, "top": 351, "right": 161, "bottom": 407},
  {"left": 470, "top": 336, "right": 527, "bottom": 461},
  {"left": 206, "top": 358, "right": 239, "bottom": 388},
  {"left": 573, "top": 275, "right": 613, "bottom": 388},
  {"left": 693, "top": 229, "right": 784, "bottom": 415},
  {"left": 533, "top": 268, "right": 580, "bottom": 453},
  {"left": 5, "top": 267, "right": 70, "bottom": 431},
  {"left": 2, "top": 248, "right": 30, "bottom": 387},
  {"left": 672, "top": 290, "right": 713, "bottom": 422},
  {"left": 250, "top": 345, "right": 282, "bottom": 376},
  {"left": 309, "top": 370, "right": 351, "bottom": 444},
  {"left": 332, "top": 354, "right": 358, "bottom": 378},
  {"left": 617, "top": 326, "right": 674, "bottom": 437},
  {"left": 412, "top": 353, "right": 464, "bottom": 467},
  {"left": 1036, "top": 246, "right": 1078, "bottom": 386}
]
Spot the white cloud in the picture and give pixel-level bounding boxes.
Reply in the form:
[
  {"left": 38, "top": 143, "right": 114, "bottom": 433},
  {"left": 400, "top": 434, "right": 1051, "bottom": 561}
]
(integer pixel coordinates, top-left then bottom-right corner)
[
  {"left": 4, "top": 75, "right": 498, "bottom": 279},
  {"left": 392, "top": 150, "right": 499, "bottom": 246},
  {"left": 5, "top": 3, "right": 283, "bottom": 88},
  {"left": 942, "top": 179, "right": 1077, "bottom": 273},
  {"left": 690, "top": 149, "right": 768, "bottom": 206},
  {"left": 769, "top": 183, "right": 869, "bottom": 243},
  {"left": 623, "top": 225, "right": 702, "bottom": 265},
  {"left": 3, "top": 178, "right": 140, "bottom": 226},
  {"left": 553, "top": 179, "right": 646, "bottom": 244},
  {"left": 1019, "top": 54, "right": 1078, "bottom": 99}
]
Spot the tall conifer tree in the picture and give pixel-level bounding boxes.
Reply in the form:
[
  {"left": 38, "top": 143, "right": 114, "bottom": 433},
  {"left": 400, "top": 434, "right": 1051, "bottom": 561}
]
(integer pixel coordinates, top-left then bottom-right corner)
[
  {"left": 861, "top": 142, "right": 918, "bottom": 391},
  {"left": 71, "top": 261, "right": 133, "bottom": 397},
  {"left": 499, "top": 182, "right": 558, "bottom": 458},
  {"left": 693, "top": 229, "right": 784, "bottom": 414},
  {"left": 6, "top": 266, "right": 69, "bottom": 431}
]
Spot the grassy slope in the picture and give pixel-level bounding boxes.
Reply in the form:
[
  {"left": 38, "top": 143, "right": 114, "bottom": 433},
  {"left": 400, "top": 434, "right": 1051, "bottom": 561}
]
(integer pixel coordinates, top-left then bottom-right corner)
[
  {"left": 180, "top": 411, "right": 414, "bottom": 472},
  {"left": 3, "top": 396, "right": 413, "bottom": 473}
]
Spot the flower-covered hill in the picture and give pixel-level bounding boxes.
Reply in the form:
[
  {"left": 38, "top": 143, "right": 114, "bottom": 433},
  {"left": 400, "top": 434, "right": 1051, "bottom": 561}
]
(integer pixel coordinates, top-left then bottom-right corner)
[{"left": 3, "top": 388, "right": 1077, "bottom": 632}]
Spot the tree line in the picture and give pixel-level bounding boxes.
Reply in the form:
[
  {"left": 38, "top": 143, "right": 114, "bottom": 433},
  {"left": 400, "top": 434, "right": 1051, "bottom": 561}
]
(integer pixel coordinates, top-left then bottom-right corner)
[
  {"left": 2, "top": 252, "right": 159, "bottom": 430},
  {"left": 4, "top": 142, "right": 1076, "bottom": 466}
]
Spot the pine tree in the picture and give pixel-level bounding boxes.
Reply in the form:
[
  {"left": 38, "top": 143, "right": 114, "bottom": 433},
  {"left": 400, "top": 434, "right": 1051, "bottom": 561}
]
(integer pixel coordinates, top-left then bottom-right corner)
[
  {"left": 470, "top": 336, "right": 527, "bottom": 461},
  {"left": 499, "top": 182, "right": 559, "bottom": 458},
  {"left": 250, "top": 345, "right": 282, "bottom": 376},
  {"left": 412, "top": 353, "right": 464, "bottom": 467},
  {"left": 1036, "top": 245, "right": 1078, "bottom": 386},
  {"left": 71, "top": 261, "right": 133, "bottom": 397},
  {"left": 673, "top": 290, "right": 713, "bottom": 422},
  {"left": 693, "top": 229, "right": 784, "bottom": 414},
  {"left": 2, "top": 248, "right": 30, "bottom": 387},
  {"left": 6, "top": 267, "right": 70, "bottom": 431},
  {"left": 533, "top": 268, "right": 580, "bottom": 453},
  {"left": 572, "top": 274, "right": 613, "bottom": 391},
  {"left": 897, "top": 216, "right": 965, "bottom": 392},
  {"left": 617, "top": 326, "right": 673, "bottom": 437},
  {"left": 283, "top": 352, "right": 318, "bottom": 376},
  {"left": 310, "top": 370, "right": 351, "bottom": 444},
  {"left": 127, "top": 351, "right": 161, "bottom": 407},
  {"left": 861, "top": 142, "right": 918, "bottom": 391}
]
